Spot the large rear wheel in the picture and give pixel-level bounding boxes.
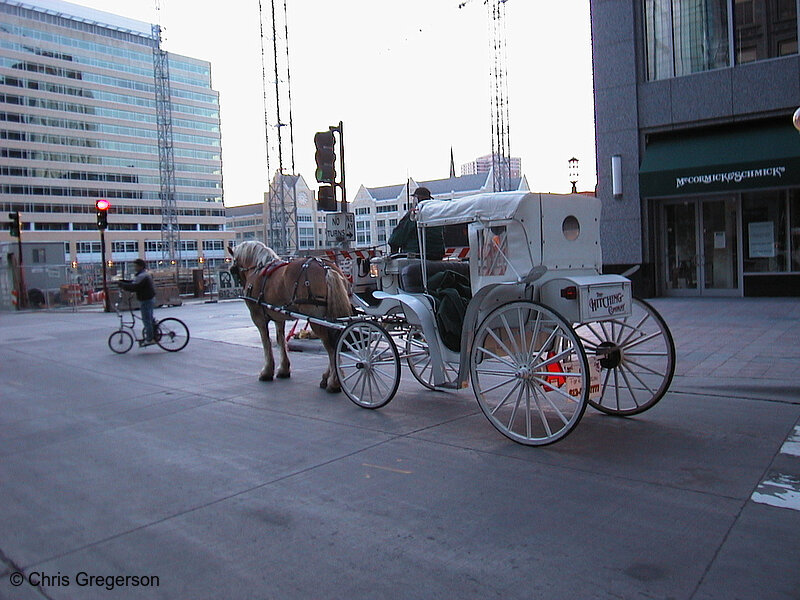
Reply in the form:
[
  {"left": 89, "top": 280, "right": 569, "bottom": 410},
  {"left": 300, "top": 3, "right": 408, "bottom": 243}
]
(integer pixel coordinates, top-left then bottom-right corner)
[
  {"left": 470, "top": 301, "right": 589, "bottom": 446},
  {"left": 575, "top": 298, "right": 675, "bottom": 416}
]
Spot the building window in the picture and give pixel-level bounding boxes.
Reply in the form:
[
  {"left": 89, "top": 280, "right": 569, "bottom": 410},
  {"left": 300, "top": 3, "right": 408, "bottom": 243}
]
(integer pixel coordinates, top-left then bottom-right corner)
[
  {"left": 644, "top": 0, "right": 730, "bottom": 80},
  {"left": 31, "top": 248, "right": 45, "bottom": 263},
  {"left": 742, "top": 190, "right": 788, "bottom": 273},
  {"left": 203, "top": 240, "right": 224, "bottom": 251},
  {"left": 111, "top": 241, "right": 138, "bottom": 253},
  {"left": 355, "top": 207, "right": 371, "bottom": 215},
  {"left": 376, "top": 204, "right": 398, "bottom": 213},
  {"left": 76, "top": 241, "right": 101, "bottom": 254},
  {"left": 734, "top": 0, "right": 798, "bottom": 63}
]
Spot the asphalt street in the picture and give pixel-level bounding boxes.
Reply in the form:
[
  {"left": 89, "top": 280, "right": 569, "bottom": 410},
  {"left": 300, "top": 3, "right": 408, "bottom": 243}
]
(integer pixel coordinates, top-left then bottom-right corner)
[{"left": 1, "top": 297, "right": 799, "bottom": 599}]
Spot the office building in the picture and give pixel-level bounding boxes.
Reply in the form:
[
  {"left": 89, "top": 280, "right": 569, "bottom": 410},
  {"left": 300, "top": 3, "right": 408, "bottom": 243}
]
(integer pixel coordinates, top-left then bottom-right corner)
[
  {"left": 592, "top": 0, "right": 800, "bottom": 296},
  {"left": 0, "top": 0, "right": 229, "bottom": 273}
]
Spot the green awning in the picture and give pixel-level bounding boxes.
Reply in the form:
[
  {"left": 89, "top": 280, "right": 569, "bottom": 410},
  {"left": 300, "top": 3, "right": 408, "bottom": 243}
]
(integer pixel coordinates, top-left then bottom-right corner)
[{"left": 639, "top": 122, "right": 800, "bottom": 197}]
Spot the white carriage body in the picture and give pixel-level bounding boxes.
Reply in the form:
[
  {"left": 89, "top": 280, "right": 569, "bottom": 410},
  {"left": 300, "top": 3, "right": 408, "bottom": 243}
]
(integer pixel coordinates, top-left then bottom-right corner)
[
  {"left": 416, "top": 191, "right": 632, "bottom": 324},
  {"left": 332, "top": 193, "right": 673, "bottom": 445}
]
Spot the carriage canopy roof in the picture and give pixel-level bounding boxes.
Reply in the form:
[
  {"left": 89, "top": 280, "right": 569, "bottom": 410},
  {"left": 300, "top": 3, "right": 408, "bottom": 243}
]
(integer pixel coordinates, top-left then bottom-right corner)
[{"left": 416, "top": 192, "right": 533, "bottom": 227}]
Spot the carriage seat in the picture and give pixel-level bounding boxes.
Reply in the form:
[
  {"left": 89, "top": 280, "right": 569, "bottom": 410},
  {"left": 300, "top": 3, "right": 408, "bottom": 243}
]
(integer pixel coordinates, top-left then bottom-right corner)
[{"left": 400, "top": 260, "right": 470, "bottom": 293}]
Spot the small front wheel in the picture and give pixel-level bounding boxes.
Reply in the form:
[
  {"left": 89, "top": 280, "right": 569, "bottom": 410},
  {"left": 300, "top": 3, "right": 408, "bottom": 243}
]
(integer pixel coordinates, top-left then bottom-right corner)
[
  {"left": 336, "top": 320, "right": 401, "bottom": 409},
  {"left": 108, "top": 330, "right": 134, "bottom": 354},
  {"left": 155, "top": 317, "right": 190, "bottom": 352}
]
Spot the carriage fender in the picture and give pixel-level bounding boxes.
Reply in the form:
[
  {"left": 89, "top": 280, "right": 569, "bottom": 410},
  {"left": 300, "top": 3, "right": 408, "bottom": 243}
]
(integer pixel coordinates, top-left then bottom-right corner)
[{"left": 372, "top": 290, "right": 450, "bottom": 387}]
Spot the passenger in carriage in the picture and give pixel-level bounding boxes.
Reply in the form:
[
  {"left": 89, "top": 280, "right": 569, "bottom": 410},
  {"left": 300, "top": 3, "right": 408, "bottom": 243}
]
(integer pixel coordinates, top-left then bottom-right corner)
[{"left": 388, "top": 186, "right": 445, "bottom": 260}]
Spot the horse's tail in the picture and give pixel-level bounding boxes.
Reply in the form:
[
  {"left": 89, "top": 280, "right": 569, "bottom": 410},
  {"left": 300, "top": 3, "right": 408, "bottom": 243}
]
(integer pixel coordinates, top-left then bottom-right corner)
[
  {"left": 325, "top": 266, "right": 352, "bottom": 346},
  {"left": 325, "top": 266, "right": 352, "bottom": 318}
]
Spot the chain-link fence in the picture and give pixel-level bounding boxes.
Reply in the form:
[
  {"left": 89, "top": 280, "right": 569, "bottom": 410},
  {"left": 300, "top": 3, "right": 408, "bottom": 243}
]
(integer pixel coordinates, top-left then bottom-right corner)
[{"left": 1, "top": 257, "right": 242, "bottom": 311}]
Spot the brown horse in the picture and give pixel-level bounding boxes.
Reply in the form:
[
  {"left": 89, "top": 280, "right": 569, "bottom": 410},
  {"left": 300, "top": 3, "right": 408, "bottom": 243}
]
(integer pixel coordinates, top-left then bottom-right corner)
[{"left": 229, "top": 241, "right": 352, "bottom": 392}]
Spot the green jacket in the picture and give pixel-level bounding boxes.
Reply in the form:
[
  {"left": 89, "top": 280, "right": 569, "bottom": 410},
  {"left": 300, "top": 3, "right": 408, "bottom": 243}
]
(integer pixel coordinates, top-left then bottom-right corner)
[{"left": 388, "top": 212, "right": 445, "bottom": 260}]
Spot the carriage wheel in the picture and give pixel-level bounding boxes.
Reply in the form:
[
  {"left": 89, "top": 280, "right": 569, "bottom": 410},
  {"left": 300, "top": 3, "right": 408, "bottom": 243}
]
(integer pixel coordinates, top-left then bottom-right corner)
[
  {"left": 575, "top": 298, "right": 675, "bottom": 416},
  {"left": 336, "top": 320, "right": 401, "bottom": 409},
  {"left": 108, "top": 330, "right": 133, "bottom": 354},
  {"left": 404, "top": 326, "right": 459, "bottom": 390},
  {"left": 155, "top": 317, "right": 190, "bottom": 352},
  {"left": 470, "top": 301, "right": 589, "bottom": 446}
]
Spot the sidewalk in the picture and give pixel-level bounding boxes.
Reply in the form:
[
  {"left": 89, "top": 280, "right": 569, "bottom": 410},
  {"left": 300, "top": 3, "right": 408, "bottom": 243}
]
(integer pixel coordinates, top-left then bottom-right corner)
[{"left": 648, "top": 297, "right": 800, "bottom": 401}]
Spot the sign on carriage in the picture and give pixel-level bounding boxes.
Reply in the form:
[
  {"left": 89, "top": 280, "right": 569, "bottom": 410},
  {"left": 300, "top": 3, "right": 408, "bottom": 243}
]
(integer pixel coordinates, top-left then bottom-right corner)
[{"left": 325, "top": 212, "right": 355, "bottom": 242}]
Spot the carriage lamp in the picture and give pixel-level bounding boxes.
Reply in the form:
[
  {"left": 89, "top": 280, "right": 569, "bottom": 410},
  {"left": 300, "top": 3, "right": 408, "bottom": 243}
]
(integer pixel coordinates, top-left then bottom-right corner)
[
  {"left": 794, "top": 107, "right": 800, "bottom": 132},
  {"left": 71, "top": 260, "right": 78, "bottom": 269}
]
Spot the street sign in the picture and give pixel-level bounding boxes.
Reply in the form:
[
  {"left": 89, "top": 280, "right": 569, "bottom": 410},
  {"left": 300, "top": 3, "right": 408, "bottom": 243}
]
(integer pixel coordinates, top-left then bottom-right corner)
[{"left": 325, "top": 212, "right": 355, "bottom": 242}]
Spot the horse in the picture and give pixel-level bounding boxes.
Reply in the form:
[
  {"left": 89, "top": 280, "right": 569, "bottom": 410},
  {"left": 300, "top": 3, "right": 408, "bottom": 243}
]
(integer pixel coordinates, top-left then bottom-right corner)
[{"left": 229, "top": 241, "right": 352, "bottom": 392}]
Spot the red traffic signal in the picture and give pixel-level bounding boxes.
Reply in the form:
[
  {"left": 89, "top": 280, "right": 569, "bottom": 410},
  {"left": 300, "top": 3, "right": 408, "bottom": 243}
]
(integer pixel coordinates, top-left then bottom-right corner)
[{"left": 95, "top": 199, "right": 110, "bottom": 229}]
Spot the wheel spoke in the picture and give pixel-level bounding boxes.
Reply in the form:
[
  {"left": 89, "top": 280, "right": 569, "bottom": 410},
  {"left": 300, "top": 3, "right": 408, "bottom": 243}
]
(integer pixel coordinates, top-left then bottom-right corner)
[
  {"left": 531, "top": 375, "right": 581, "bottom": 403},
  {"left": 484, "top": 327, "right": 518, "bottom": 365},
  {"left": 489, "top": 379, "right": 521, "bottom": 415},
  {"left": 480, "top": 374, "right": 519, "bottom": 394},
  {"left": 476, "top": 345, "right": 518, "bottom": 370}
]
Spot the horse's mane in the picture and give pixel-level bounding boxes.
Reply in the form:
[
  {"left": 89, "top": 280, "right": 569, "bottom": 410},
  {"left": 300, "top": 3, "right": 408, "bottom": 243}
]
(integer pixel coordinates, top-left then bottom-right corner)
[{"left": 234, "top": 240, "right": 280, "bottom": 269}]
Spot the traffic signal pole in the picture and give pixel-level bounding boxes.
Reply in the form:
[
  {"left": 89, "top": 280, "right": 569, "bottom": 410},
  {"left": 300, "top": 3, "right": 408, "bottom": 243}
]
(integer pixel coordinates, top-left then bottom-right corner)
[
  {"left": 335, "top": 121, "right": 348, "bottom": 250},
  {"left": 7, "top": 212, "right": 26, "bottom": 309},
  {"left": 100, "top": 228, "right": 110, "bottom": 312}
]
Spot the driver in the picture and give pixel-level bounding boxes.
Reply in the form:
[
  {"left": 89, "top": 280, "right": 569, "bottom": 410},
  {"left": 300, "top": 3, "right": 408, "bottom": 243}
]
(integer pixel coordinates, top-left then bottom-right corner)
[{"left": 388, "top": 187, "right": 445, "bottom": 260}]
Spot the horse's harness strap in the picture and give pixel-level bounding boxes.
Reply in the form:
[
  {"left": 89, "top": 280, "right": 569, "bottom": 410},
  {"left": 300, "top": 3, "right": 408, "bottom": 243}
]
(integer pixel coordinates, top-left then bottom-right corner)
[
  {"left": 243, "top": 256, "right": 333, "bottom": 314},
  {"left": 287, "top": 257, "right": 330, "bottom": 309}
]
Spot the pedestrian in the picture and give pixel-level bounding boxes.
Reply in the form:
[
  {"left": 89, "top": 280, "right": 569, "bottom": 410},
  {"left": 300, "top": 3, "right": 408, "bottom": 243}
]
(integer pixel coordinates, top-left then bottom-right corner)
[
  {"left": 119, "top": 258, "right": 157, "bottom": 345},
  {"left": 388, "top": 187, "right": 445, "bottom": 260}
]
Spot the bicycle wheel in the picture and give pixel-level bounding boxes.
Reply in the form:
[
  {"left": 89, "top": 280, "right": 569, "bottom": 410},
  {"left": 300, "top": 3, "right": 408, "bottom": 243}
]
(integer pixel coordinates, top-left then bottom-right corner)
[
  {"left": 155, "top": 317, "right": 190, "bottom": 352},
  {"left": 108, "top": 330, "right": 133, "bottom": 354}
]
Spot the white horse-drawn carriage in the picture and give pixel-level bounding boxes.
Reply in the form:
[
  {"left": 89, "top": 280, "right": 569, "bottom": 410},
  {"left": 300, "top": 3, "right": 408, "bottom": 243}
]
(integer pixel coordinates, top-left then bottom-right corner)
[{"left": 235, "top": 191, "right": 675, "bottom": 446}]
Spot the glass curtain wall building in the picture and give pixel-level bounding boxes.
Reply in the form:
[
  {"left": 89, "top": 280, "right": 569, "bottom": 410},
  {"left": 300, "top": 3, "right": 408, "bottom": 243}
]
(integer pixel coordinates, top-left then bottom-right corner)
[{"left": 0, "top": 0, "right": 228, "bottom": 268}]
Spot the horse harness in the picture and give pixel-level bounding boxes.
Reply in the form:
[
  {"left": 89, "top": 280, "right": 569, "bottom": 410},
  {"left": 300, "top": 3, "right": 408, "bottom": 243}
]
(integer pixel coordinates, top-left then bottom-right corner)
[{"left": 244, "top": 256, "right": 334, "bottom": 315}]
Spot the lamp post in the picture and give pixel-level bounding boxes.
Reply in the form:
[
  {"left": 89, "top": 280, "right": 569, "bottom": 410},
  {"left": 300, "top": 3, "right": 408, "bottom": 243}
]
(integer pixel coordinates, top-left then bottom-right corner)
[{"left": 568, "top": 157, "right": 579, "bottom": 194}]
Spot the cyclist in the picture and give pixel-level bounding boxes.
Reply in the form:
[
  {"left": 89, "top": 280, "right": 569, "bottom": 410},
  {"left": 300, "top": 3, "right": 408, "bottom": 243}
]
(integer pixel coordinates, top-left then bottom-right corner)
[{"left": 119, "top": 258, "right": 157, "bottom": 345}]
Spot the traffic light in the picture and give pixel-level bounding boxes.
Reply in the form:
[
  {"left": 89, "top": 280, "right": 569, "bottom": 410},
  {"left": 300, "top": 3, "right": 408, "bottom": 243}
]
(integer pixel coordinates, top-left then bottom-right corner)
[
  {"left": 96, "top": 199, "right": 110, "bottom": 229},
  {"left": 314, "top": 130, "right": 336, "bottom": 183},
  {"left": 317, "top": 185, "right": 337, "bottom": 211},
  {"left": 8, "top": 212, "right": 20, "bottom": 237}
]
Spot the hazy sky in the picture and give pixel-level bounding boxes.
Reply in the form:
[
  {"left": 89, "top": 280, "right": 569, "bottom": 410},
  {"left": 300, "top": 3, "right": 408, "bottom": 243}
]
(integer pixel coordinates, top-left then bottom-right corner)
[{"left": 71, "top": 0, "right": 596, "bottom": 206}]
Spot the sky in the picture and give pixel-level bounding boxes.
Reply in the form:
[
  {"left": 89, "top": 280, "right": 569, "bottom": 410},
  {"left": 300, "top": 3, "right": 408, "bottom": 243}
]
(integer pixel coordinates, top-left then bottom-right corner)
[{"left": 70, "top": 0, "right": 596, "bottom": 206}]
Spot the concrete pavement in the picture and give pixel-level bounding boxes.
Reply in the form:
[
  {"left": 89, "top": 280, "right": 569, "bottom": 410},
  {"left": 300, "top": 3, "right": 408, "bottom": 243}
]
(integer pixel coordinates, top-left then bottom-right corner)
[{"left": 0, "top": 297, "right": 798, "bottom": 599}]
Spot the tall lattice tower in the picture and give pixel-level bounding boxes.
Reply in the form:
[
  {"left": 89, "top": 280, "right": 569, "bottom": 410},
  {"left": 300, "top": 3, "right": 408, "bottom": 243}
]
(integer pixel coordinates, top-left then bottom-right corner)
[
  {"left": 259, "top": 0, "right": 297, "bottom": 255},
  {"left": 460, "top": 0, "right": 513, "bottom": 192},
  {"left": 151, "top": 18, "right": 180, "bottom": 265}
]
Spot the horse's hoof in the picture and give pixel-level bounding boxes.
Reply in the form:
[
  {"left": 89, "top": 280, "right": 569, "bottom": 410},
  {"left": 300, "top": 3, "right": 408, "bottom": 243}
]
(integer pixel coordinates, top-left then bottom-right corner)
[
  {"left": 259, "top": 373, "right": 273, "bottom": 382},
  {"left": 319, "top": 379, "right": 328, "bottom": 389},
  {"left": 276, "top": 372, "right": 290, "bottom": 379},
  {"left": 326, "top": 385, "right": 341, "bottom": 394}
]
